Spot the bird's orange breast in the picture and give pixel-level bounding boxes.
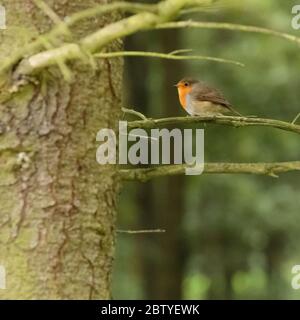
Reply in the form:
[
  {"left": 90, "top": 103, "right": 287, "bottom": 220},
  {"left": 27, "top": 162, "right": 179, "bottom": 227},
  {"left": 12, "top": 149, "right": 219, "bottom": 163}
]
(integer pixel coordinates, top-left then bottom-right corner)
[{"left": 177, "top": 86, "right": 193, "bottom": 109}]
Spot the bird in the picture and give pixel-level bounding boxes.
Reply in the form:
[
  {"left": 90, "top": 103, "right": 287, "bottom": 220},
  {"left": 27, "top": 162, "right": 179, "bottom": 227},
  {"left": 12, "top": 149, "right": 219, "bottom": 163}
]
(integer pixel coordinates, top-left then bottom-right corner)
[{"left": 175, "top": 77, "right": 242, "bottom": 116}]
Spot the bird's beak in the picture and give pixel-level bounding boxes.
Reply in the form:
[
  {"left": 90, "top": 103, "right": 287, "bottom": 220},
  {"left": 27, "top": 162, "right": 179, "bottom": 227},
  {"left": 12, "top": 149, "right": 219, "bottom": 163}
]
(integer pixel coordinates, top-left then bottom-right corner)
[{"left": 174, "top": 84, "right": 179, "bottom": 87}]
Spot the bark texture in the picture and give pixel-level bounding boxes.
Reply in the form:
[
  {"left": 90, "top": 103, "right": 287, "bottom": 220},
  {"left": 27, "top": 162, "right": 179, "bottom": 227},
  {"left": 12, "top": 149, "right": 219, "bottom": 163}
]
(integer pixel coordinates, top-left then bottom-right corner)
[{"left": 0, "top": 0, "right": 122, "bottom": 299}]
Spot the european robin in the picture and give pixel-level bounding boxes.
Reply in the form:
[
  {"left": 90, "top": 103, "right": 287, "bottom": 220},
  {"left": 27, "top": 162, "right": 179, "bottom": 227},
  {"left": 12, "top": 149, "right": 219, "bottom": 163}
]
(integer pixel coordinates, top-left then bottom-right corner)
[{"left": 175, "top": 77, "right": 242, "bottom": 116}]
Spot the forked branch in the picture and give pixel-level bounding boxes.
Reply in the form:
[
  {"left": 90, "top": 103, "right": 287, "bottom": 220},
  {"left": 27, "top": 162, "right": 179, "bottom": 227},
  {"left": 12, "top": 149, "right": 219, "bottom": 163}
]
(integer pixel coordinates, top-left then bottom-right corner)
[{"left": 9, "top": 0, "right": 300, "bottom": 76}]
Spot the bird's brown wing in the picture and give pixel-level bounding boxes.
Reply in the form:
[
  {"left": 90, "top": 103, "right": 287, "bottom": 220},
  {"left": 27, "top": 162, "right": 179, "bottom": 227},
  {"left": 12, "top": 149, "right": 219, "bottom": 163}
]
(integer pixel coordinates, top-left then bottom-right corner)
[
  {"left": 190, "top": 82, "right": 242, "bottom": 116},
  {"left": 190, "top": 82, "right": 231, "bottom": 107}
]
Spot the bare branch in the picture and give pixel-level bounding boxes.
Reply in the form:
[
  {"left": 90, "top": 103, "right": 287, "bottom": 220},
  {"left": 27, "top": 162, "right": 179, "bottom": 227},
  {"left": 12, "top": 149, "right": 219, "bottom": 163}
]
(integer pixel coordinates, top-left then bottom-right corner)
[
  {"left": 120, "top": 161, "right": 300, "bottom": 182},
  {"left": 39, "top": 37, "right": 73, "bottom": 82},
  {"left": 95, "top": 50, "right": 244, "bottom": 66},
  {"left": 127, "top": 115, "right": 300, "bottom": 136},
  {"left": 0, "top": 1, "right": 157, "bottom": 73},
  {"left": 122, "top": 107, "right": 147, "bottom": 120},
  {"left": 119, "top": 113, "right": 300, "bottom": 181},
  {"left": 14, "top": 11, "right": 161, "bottom": 75},
  {"left": 292, "top": 113, "right": 300, "bottom": 125},
  {"left": 157, "top": 21, "right": 300, "bottom": 45},
  {"left": 10, "top": 0, "right": 300, "bottom": 76},
  {"left": 33, "top": 0, "right": 64, "bottom": 25},
  {"left": 117, "top": 229, "right": 166, "bottom": 234},
  {"left": 168, "top": 48, "right": 193, "bottom": 55}
]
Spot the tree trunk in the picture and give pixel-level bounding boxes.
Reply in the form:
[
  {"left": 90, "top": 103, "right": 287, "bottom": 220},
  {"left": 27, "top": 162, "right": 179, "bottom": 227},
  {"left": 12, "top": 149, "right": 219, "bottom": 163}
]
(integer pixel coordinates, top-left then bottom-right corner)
[
  {"left": 157, "top": 29, "right": 186, "bottom": 300},
  {"left": 125, "top": 32, "right": 157, "bottom": 299},
  {"left": 0, "top": 0, "right": 122, "bottom": 299},
  {"left": 126, "top": 27, "right": 186, "bottom": 299}
]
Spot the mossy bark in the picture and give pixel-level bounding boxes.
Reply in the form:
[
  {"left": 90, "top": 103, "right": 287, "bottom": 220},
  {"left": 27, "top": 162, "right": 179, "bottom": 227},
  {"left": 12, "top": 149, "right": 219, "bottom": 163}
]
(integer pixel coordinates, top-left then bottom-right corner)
[{"left": 0, "top": 0, "right": 122, "bottom": 299}]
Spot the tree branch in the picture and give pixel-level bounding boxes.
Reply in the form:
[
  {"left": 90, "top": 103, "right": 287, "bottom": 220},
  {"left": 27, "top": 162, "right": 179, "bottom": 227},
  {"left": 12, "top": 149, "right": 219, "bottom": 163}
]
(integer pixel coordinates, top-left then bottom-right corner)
[
  {"left": 120, "top": 161, "right": 300, "bottom": 182},
  {"left": 0, "top": 1, "right": 157, "bottom": 73},
  {"left": 292, "top": 113, "right": 300, "bottom": 125},
  {"left": 127, "top": 115, "right": 300, "bottom": 136},
  {"left": 95, "top": 50, "right": 244, "bottom": 66},
  {"left": 117, "top": 229, "right": 166, "bottom": 234},
  {"left": 156, "top": 21, "right": 300, "bottom": 45},
  {"left": 33, "top": 0, "right": 64, "bottom": 26},
  {"left": 122, "top": 107, "right": 147, "bottom": 120},
  {"left": 11, "top": 0, "right": 191, "bottom": 75},
  {"left": 12, "top": 0, "right": 300, "bottom": 76}
]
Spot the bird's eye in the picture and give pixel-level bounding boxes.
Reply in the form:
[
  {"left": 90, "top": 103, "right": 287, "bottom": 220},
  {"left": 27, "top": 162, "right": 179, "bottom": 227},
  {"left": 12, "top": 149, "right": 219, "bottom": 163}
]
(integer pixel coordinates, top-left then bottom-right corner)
[{"left": 184, "top": 82, "right": 189, "bottom": 87}]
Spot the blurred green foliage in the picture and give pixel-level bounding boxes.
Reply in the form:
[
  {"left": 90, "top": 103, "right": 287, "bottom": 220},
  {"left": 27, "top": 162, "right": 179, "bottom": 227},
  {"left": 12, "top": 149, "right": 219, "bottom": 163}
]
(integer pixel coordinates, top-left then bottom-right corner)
[{"left": 113, "top": 0, "right": 300, "bottom": 299}]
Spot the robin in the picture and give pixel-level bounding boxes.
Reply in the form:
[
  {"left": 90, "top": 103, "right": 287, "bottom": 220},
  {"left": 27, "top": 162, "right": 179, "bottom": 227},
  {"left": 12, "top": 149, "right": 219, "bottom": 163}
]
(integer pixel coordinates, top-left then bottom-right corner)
[{"left": 175, "top": 77, "right": 242, "bottom": 116}]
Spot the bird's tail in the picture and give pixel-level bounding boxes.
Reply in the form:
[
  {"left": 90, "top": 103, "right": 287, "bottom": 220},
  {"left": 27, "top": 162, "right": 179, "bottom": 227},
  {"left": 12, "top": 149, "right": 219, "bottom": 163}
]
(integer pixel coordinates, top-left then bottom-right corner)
[
  {"left": 227, "top": 105, "right": 243, "bottom": 117},
  {"left": 228, "top": 106, "right": 257, "bottom": 118}
]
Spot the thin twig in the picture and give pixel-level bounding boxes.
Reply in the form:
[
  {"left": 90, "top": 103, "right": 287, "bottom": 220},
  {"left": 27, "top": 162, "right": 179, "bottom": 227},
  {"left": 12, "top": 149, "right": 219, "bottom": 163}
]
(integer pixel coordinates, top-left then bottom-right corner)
[
  {"left": 168, "top": 48, "right": 193, "bottom": 55},
  {"left": 120, "top": 161, "right": 300, "bottom": 182},
  {"left": 117, "top": 229, "right": 166, "bottom": 234},
  {"left": 292, "top": 113, "right": 300, "bottom": 125},
  {"left": 33, "top": 0, "right": 64, "bottom": 25},
  {"left": 122, "top": 107, "right": 147, "bottom": 120},
  {"left": 95, "top": 50, "right": 244, "bottom": 67},
  {"left": 120, "top": 108, "right": 156, "bottom": 140},
  {"left": 157, "top": 21, "right": 300, "bottom": 45}
]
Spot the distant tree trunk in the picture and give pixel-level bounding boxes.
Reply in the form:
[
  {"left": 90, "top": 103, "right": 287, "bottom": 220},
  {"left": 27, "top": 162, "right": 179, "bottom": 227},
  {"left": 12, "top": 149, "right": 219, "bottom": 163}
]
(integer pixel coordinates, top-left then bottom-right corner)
[
  {"left": 0, "top": 0, "right": 122, "bottom": 299},
  {"left": 265, "top": 232, "right": 286, "bottom": 299},
  {"left": 125, "top": 32, "right": 158, "bottom": 299},
  {"left": 153, "top": 29, "right": 186, "bottom": 300},
  {"left": 126, "top": 27, "right": 186, "bottom": 299}
]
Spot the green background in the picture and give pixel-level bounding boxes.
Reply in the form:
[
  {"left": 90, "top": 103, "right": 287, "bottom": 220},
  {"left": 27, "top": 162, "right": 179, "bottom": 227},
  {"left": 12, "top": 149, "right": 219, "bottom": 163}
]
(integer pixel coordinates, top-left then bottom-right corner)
[{"left": 113, "top": 0, "right": 300, "bottom": 299}]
